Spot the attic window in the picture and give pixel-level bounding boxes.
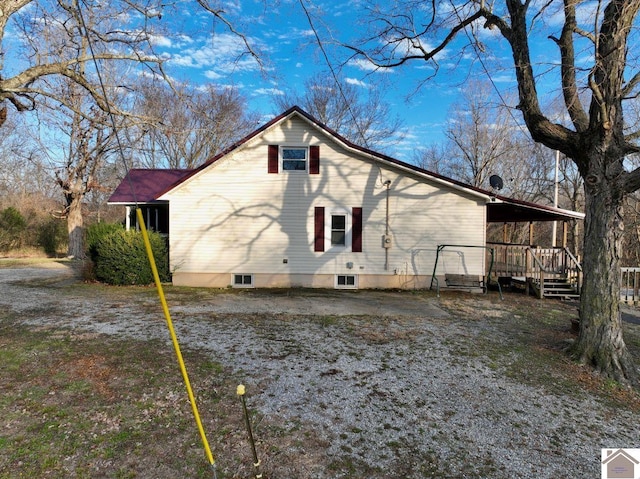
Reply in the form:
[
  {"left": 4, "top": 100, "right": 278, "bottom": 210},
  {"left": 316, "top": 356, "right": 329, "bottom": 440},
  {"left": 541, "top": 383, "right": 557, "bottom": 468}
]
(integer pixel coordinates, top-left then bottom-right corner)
[{"left": 282, "top": 147, "right": 307, "bottom": 171}]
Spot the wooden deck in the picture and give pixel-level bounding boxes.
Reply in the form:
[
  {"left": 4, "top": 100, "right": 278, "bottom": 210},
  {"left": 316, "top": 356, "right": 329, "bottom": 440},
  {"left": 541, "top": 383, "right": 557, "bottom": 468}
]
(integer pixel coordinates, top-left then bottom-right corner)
[
  {"left": 488, "top": 244, "right": 640, "bottom": 303},
  {"left": 487, "top": 243, "right": 581, "bottom": 300}
]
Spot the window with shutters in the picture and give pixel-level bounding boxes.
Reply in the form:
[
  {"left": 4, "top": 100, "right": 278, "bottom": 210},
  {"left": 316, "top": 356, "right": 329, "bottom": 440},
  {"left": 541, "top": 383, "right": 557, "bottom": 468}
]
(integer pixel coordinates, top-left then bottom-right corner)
[
  {"left": 313, "top": 207, "right": 363, "bottom": 253},
  {"left": 268, "top": 145, "right": 319, "bottom": 174}
]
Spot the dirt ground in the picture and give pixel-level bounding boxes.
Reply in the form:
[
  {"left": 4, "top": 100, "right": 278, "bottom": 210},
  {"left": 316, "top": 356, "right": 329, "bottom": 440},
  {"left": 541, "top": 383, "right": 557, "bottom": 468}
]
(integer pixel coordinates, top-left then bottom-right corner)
[{"left": 1, "top": 260, "right": 639, "bottom": 478}]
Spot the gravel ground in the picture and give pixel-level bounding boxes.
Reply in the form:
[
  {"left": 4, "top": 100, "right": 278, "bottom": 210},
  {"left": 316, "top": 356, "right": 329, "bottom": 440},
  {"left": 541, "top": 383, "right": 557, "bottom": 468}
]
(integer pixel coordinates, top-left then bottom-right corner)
[{"left": 2, "top": 262, "right": 639, "bottom": 478}]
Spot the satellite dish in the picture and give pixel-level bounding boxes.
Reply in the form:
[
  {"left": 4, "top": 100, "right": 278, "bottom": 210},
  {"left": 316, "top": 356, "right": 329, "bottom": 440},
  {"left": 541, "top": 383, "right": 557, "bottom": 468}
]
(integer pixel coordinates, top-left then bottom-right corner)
[{"left": 489, "top": 174, "right": 504, "bottom": 190}]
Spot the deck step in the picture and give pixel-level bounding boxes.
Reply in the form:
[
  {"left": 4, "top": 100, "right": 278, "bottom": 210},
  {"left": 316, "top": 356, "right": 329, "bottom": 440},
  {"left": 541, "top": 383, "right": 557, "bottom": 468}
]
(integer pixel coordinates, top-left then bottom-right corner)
[
  {"left": 527, "top": 277, "right": 580, "bottom": 300},
  {"left": 541, "top": 279, "right": 579, "bottom": 299}
]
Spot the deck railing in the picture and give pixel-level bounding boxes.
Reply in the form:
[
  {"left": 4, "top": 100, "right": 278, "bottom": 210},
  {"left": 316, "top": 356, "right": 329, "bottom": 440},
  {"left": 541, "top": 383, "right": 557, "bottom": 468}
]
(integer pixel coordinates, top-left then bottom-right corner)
[
  {"left": 489, "top": 243, "right": 529, "bottom": 277},
  {"left": 488, "top": 245, "right": 640, "bottom": 303},
  {"left": 621, "top": 267, "right": 640, "bottom": 305},
  {"left": 487, "top": 243, "right": 582, "bottom": 296}
]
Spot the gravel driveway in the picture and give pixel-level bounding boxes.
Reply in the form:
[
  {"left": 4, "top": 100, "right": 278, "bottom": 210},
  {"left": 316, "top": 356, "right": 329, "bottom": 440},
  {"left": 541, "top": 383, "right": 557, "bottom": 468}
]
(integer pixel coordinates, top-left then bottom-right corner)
[{"left": 2, "top": 262, "right": 639, "bottom": 478}]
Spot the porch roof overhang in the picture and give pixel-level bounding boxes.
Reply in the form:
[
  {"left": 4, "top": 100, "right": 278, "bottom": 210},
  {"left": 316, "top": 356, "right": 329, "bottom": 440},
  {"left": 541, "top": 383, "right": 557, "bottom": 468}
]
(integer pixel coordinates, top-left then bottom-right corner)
[
  {"left": 487, "top": 196, "right": 585, "bottom": 223},
  {"left": 107, "top": 169, "right": 191, "bottom": 205}
]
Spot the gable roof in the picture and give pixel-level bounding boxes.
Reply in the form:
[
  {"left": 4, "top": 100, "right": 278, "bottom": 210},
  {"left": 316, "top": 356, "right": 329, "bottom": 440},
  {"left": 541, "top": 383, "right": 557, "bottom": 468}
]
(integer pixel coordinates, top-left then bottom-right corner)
[
  {"left": 107, "top": 106, "right": 584, "bottom": 223},
  {"left": 108, "top": 169, "right": 191, "bottom": 204},
  {"left": 153, "top": 105, "right": 493, "bottom": 201},
  {"left": 602, "top": 448, "right": 640, "bottom": 465}
]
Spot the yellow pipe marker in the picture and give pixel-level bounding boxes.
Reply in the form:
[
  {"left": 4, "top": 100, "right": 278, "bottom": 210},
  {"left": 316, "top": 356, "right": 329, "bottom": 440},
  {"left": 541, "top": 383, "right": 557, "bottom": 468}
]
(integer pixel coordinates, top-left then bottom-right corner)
[{"left": 136, "top": 208, "right": 215, "bottom": 468}]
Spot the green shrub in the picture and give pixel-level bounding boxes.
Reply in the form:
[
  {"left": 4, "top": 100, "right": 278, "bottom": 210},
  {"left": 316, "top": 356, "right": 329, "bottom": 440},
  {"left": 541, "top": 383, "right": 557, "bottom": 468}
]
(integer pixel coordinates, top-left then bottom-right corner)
[
  {"left": 94, "top": 229, "right": 169, "bottom": 285},
  {"left": 37, "top": 218, "right": 68, "bottom": 257},
  {"left": 0, "top": 207, "right": 27, "bottom": 252},
  {"left": 85, "top": 222, "right": 124, "bottom": 261}
]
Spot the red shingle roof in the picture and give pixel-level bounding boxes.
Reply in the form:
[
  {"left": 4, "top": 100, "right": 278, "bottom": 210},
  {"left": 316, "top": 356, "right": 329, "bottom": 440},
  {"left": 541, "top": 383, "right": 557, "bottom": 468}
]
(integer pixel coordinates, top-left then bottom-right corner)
[{"left": 107, "top": 169, "right": 191, "bottom": 204}]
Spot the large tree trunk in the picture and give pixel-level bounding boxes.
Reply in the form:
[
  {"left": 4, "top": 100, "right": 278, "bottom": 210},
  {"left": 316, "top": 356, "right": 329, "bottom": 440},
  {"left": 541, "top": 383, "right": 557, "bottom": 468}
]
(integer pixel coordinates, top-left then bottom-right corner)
[
  {"left": 67, "top": 194, "right": 85, "bottom": 259},
  {"left": 572, "top": 174, "right": 638, "bottom": 386}
]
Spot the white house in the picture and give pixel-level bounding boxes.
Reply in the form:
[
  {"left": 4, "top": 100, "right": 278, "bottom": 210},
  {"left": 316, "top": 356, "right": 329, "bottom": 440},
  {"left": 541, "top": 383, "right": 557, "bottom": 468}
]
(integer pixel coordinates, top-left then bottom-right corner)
[{"left": 108, "top": 106, "right": 582, "bottom": 290}]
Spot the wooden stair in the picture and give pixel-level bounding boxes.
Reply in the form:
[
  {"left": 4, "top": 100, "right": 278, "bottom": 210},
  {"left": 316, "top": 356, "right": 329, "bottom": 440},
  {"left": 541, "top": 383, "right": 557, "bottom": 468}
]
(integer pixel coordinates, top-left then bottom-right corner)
[{"left": 530, "top": 277, "right": 580, "bottom": 300}]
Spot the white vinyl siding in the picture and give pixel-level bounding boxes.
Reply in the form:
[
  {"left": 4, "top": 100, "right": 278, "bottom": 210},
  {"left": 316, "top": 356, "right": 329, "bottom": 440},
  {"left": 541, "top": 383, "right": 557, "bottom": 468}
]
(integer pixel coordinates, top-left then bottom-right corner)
[{"left": 162, "top": 114, "right": 486, "bottom": 281}]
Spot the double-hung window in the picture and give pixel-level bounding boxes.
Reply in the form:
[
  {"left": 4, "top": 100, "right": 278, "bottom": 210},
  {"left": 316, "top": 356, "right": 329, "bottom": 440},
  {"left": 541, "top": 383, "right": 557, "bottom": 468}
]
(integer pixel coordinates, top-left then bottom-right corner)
[
  {"left": 331, "top": 214, "right": 347, "bottom": 247},
  {"left": 281, "top": 147, "right": 307, "bottom": 171}
]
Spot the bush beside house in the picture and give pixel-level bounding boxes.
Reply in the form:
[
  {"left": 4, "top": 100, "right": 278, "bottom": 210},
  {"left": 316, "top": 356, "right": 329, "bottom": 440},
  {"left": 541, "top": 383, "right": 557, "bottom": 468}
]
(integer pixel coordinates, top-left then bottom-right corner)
[{"left": 93, "top": 228, "right": 170, "bottom": 285}]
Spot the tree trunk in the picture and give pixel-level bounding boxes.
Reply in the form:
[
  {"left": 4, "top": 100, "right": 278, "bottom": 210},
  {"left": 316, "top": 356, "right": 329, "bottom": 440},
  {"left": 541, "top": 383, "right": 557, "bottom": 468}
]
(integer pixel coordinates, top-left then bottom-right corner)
[
  {"left": 573, "top": 175, "right": 638, "bottom": 386},
  {"left": 67, "top": 194, "right": 85, "bottom": 259}
]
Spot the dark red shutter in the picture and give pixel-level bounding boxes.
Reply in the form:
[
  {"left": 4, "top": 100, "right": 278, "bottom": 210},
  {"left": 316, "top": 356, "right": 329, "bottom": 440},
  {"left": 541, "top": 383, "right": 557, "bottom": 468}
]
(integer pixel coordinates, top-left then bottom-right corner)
[
  {"left": 309, "top": 145, "right": 320, "bottom": 174},
  {"left": 352, "top": 207, "right": 362, "bottom": 252},
  {"left": 268, "top": 145, "right": 278, "bottom": 173},
  {"left": 314, "top": 207, "right": 325, "bottom": 252}
]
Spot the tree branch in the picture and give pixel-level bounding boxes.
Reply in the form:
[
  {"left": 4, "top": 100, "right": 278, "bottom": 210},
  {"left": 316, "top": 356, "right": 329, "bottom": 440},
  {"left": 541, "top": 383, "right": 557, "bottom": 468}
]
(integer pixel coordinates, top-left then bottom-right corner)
[
  {"left": 343, "top": 8, "right": 486, "bottom": 69},
  {"left": 196, "top": 0, "right": 264, "bottom": 72},
  {"left": 622, "top": 70, "right": 640, "bottom": 98},
  {"left": 0, "top": 53, "right": 162, "bottom": 115},
  {"left": 621, "top": 166, "right": 640, "bottom": 194},
  {"left": 556, "top": 0, "right": 589, "bottom": 132}
]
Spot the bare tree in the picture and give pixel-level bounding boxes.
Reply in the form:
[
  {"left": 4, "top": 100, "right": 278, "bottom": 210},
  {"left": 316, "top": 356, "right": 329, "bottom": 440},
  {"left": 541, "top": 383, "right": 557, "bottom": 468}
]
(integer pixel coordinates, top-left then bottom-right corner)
[
  {"left": 416, "top": 82, "right": 555, "bottom": 203},
  {"left": 133, "top": 81, "right": 259, "bottom": 169},
  {"left": 0, "top": 0, "right": 259, "bottom": 124},
  {"left": 347, "top": 1, "right": 640, "bottom": 385},
  {"left": 0, "top": 0, "right": 258, "bottom": 257},
  {"left": 0, "top": 115, "right": 43, "bottom": 204},
  {"left": 38, "top": 76, "right": 121, "bottom": 258},
  {"left": 422, "top": 81, "right": 533, "bottom": 189},
  {"left": 274, "top": 75, "right": 403, "bottom": 152}
]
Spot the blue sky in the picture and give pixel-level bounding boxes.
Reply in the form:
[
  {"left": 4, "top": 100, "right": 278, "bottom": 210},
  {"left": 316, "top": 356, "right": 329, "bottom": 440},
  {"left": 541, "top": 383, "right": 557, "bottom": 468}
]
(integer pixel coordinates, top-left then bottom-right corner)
[
  {"left": 4, "top": 0, "right": 584, "bottom": 162},
  {"left": 150, "top": 0, "right": 523, "bottom": 160}
]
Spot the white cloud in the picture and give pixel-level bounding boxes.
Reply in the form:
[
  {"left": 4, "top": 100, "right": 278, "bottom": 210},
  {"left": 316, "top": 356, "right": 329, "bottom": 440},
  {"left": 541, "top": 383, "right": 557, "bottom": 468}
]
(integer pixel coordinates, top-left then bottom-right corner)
[
  {"left": 165, "top": 32, "right": 263, "bottom": 76},
  {"left": 345, "top": 77, "right": 369, "bottom": 88},
  {"left": 150, "top": 34, "right": 173, "bottom": 48},
  {"left": 203, "top": 70, "right": 223, "bottom": 80},
  {"left": 347, "top": 58, "right": 394, "bottom": 73},
  {"left": 253, "top": 88, "right": 284, "bottom": 96}
]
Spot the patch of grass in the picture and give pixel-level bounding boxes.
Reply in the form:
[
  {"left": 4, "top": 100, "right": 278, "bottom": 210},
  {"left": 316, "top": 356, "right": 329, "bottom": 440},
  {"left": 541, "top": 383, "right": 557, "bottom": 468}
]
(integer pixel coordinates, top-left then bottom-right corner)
[
  {"left": 318, "top": 315, "right": 339, "bottom": 327},
  {"left": 0, "top": 316, "right": 335, "bottom": 479}
]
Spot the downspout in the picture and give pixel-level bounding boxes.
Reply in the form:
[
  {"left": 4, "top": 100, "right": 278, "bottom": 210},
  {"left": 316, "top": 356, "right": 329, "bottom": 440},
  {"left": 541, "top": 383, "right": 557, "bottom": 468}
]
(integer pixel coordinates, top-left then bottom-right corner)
[{"left": 384, "top": 180, "right": 391, "bottom": 271}]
